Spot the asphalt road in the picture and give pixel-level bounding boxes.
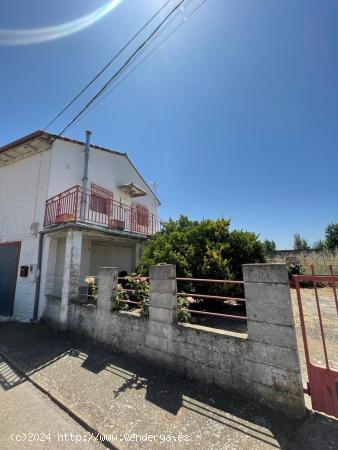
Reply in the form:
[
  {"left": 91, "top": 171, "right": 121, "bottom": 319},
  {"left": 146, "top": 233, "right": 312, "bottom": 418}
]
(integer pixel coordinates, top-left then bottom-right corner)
[{"left": 0, "top": 356, "right": 105, "bottom": 449}]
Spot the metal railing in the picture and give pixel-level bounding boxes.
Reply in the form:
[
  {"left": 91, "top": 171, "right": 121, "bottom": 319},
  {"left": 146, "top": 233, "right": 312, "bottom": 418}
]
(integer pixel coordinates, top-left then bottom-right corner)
[
  {"left": 113, "top": 276, "right": 149, "bottom": 309},
  {"left": 46, "top": 271, "right": 247, "bottom": 322},
  {"left": 44, "top": 185, "right": 162, "bottom": 236},
  {"left": 176, "top": 277, "right": 247, "bottom": 321}
]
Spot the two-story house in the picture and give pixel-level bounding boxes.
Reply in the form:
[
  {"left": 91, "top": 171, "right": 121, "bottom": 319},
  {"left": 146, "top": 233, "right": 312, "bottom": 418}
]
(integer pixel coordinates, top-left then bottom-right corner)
[{"left": 0, "top": 130, "right": 161, "bottom": 322}]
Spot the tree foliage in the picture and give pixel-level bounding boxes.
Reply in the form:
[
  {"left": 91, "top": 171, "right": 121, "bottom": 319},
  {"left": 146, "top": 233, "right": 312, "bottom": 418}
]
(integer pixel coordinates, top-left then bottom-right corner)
[
  {"left": 293, "top": 233, "right": 310, "bottom": 251},
  {"left": 312, "top": 240, "right": 326, "bottom": 251},
  {"left": 262, "top": 239, "right": 277, "bottom": 258},
  {"left": 137, "top": 216, "right": 265, "bottom": 280},
  {"left": 325, "top": 223, "right": 338, "bottom": 251}
]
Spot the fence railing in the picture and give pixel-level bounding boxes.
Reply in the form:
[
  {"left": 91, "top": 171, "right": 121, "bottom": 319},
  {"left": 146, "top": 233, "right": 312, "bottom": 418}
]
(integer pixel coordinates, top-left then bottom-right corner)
[
  {"left": 44, "top": 185, "right": 163, "bottom": 236},
  {"left": 47, "top": 271, "right": 247, "bottom": 323},
  {"left": 176, "top": 277, "right": 247, "bottom": 321},
  {"left": 113, "top": 276, "right": 149, "bottom": 308}
]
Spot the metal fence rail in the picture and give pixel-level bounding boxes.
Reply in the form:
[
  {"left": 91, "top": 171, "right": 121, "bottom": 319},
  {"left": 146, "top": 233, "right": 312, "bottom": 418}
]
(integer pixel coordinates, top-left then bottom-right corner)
[{"left": 176, "top": 276, "right": 246, "bottom": 321}]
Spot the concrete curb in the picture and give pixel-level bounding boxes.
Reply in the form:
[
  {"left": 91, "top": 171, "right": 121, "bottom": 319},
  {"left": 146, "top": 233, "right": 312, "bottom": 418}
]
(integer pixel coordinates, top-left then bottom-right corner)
[{"left": 0, "top": 351, "right": 117, "bottom": 450}]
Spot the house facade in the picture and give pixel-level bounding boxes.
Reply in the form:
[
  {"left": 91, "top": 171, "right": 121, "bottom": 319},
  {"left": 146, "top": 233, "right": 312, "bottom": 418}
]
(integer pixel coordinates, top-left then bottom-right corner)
[{"left": 0, "top": 130, "right": 161, "bottom": 321}]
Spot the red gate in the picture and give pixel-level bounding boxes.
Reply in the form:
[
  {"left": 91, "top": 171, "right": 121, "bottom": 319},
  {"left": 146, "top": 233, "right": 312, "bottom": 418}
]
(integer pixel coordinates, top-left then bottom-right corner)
[{"left": 293, "top": 266, "right": 338, "bottom": 418}]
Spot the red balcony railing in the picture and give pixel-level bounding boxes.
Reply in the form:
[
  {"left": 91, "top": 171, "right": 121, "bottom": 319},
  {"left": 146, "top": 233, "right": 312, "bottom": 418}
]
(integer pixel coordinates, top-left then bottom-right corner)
[{"left": 43, "top": 185, "right": 162, "bottom": 236}]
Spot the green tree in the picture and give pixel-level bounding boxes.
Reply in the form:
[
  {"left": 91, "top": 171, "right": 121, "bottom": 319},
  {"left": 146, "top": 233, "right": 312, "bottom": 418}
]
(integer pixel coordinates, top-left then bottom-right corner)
[
  {"left": 137, "top": 215, "right": 265, "bottom": 280},
  {"left": 312, "top": 240, "right": 326, "bottom": 251},
  {"left": 293, "top": 233, "right": 310, "bottom": 251},
  {"left": 325, "top": 223, "right": 338, "bottom": 251},
  {"left": 262, "top": 239, "right": 277, "bottom": 258}
]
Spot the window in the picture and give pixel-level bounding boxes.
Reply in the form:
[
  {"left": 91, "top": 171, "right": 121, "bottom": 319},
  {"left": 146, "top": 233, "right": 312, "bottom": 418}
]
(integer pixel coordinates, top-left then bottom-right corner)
[
  {"left": 133, "top": 203, "right": 149, "bottom": 227},
  {"left": 90, "top": 184, "right": 113, "bottom": 214}
]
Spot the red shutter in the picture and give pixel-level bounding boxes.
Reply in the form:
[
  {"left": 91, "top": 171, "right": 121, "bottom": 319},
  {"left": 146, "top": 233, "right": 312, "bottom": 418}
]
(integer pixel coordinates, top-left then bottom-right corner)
[
  {"left": 90, "top": 184, "right": 113, "bottom": 214},
  {"left": 133, "top": 203, "right": 149, "bottom": 228}
]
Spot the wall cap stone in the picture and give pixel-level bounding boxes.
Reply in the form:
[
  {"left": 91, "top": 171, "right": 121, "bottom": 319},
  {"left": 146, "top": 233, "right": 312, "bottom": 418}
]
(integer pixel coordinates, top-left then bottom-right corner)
[{"left": 243, "top": 264, "right": 289, "bottom": 284}]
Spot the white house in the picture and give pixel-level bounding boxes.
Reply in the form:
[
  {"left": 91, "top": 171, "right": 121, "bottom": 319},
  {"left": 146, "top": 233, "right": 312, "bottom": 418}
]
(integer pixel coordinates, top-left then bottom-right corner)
[{"left": 0, "top": 130, "right": 161, "bottom": 322}]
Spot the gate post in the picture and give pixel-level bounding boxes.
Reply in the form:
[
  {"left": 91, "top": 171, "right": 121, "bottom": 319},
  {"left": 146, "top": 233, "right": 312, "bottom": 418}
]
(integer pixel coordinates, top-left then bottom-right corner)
[
  {"left": 94, "top": 267, "right": 118, "bottom": 343},
  {"left": 97, "top": 267, "right": 118, "bottom": 312},
  {"left": 145, "top": 264, "right": 177, "bottom": 365},
  {"left": 243, "top": 263, "right": 306, "bottom": 418}
]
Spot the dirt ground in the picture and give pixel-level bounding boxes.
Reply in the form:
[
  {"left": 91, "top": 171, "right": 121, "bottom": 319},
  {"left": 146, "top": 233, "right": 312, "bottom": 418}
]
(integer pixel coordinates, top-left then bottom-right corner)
[{"left": 290, "top": 287, "right": 338, "bottom": 385}]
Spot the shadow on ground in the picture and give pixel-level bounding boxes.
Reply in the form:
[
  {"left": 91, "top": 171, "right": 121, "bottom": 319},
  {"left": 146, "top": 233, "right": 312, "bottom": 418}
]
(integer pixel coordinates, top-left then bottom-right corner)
[{"left": 0, "top": 321, "right": 337, "bottom": 449}]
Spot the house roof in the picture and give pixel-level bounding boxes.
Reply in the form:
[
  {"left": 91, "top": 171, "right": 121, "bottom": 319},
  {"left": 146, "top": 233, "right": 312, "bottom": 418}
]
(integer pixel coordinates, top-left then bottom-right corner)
[{"left": 0, "top": 130, "right": 160, "bottom": 205}]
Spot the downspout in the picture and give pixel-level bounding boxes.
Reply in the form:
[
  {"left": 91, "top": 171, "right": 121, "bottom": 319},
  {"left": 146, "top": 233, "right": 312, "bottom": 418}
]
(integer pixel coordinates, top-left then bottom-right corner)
[
  {"left": 32, "top": 230, "right": 44, "bottom": 321},
  {"left": 80, "top": 130, "right": 92, "bottom": 219}
]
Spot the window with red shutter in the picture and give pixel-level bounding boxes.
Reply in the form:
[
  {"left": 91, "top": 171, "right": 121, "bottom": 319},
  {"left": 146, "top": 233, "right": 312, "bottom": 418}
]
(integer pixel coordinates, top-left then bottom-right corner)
[
  {"left": 133, "top": 203, "right": 149, "bottom": 227},
  {"left": 90, "top": 184, "right": 113, "bottom": 214}
]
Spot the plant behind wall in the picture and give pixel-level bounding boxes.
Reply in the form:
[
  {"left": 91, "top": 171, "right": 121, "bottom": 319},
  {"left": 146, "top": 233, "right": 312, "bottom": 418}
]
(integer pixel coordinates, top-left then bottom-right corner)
[{"left": 136, "top": 215, "right": 266, "bottom": 317}]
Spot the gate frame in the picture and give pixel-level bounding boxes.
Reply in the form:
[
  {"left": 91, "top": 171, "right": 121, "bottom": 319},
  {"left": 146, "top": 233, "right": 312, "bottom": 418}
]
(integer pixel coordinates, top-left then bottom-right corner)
[{"left": 293, "top": 265, "right": 338, "bottom": 418}]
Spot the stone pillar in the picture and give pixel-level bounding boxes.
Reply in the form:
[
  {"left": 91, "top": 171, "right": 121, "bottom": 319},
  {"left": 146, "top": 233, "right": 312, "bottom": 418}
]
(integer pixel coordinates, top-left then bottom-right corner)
[
  {"left": 95, "top": 267, "right": 118, "bottom": 343},
  {"left": 146, "top": 264, "right": 177, "bottom": 359},
  {"left": 97, "top": 267, "right": 118, "bottom": 312},
  {"left": 38, "top": 234, "right": 57, "bottom": 318},
  {"left": 60, "top": 229, "right": 82, "bottom": 328},
  {"left": 243, "top": 263, "right": 306, "bottom": 417}
]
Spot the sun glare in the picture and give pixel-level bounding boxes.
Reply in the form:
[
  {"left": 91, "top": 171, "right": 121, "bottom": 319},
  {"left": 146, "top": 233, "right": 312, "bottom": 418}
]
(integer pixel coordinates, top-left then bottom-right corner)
[{"left": 0, "top": 0, "right": 123, "bottom": 46}]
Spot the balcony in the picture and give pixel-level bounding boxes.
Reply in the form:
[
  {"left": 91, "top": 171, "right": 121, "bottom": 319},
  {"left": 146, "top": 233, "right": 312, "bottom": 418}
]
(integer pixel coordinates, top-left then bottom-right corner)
[{"left": 44, "top": 185, "right": 162, "bottom": 236}]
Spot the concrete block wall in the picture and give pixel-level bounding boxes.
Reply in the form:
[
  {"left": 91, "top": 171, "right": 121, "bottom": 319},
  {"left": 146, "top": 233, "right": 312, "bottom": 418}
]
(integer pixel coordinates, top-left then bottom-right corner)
[{"left": 43, "top": 263, "right": 305, "bottom": 418}]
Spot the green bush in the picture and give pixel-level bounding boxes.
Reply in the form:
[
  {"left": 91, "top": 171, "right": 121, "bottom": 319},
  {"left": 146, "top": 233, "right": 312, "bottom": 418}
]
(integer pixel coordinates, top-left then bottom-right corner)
[
  {"left": 287, "top": 263, "right": 304, "bottom": 280},
  {"left": 112, "top": 275, "right": 150, "bottom": 316},
  {"left": 137, "top": 216, "right": 265, "bottom": 281},
  {"left": 177, "top": 296, "right": 192, "bottom": 323},
  {"left": 112, "top": 284, "right": 129, "bottom": 311}
]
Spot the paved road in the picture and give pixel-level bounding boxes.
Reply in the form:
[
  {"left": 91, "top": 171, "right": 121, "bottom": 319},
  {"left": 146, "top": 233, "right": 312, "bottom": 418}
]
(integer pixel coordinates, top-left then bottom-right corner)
[
  {"left": 1, "top": 322, "right": 338, "bottom": 449},
  {"left": 0, "top": 356, "right": 104, "bottom": 449}
]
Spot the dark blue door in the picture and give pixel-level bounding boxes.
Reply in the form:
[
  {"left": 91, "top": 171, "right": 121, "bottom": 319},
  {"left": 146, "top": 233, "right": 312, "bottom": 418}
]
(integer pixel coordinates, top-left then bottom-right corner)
[{"left": 0, "top": 242, "right": 20, "bottom": 316}]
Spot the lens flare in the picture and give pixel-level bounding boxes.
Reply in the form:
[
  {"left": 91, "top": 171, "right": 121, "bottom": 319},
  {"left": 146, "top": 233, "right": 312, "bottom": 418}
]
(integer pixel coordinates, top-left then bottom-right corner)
[{"left": 0, "top": 0, "right": 123, "bottom": 45}]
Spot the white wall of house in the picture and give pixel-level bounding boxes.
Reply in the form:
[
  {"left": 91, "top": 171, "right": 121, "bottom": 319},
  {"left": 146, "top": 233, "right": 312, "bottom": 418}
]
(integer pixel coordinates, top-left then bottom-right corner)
[
  {"left": 89, "top": 243, "right": 134, "bottom": 275},
  {"left": 48, "top": 139, "right": 158, "bottom": 215},
  {"left": 0, "top": 149, "right": 51, "bottom": 320}
]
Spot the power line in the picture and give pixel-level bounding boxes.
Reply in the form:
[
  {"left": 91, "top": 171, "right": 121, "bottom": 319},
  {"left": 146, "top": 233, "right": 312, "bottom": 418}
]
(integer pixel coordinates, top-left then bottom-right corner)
[
  {"left": 67, "top": 0, "right": 207, "bottom": 131},
  {"left": 43, "top": 0, "right": 174, "bottom": 131},
  {"left": 57, "top": 0, "right": 188, "bottom": 136}
]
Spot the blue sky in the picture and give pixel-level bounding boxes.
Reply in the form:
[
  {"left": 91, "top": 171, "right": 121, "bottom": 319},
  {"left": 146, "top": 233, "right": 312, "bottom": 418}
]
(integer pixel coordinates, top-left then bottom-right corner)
[{"left": 1, "top": 0, "right": 337, "bottom": 249}]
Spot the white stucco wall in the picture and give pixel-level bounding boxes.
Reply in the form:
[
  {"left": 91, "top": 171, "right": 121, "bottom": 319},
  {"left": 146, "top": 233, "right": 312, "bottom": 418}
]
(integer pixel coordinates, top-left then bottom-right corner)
[
  {"left": 48, "top": 139, "right": 158, "bottom": 216},
  {"left": 0, "top": 149, "right": 51, "bottom": 320},
  {"left": 89, "top": 244, "right": 134, "bottom": 275}
]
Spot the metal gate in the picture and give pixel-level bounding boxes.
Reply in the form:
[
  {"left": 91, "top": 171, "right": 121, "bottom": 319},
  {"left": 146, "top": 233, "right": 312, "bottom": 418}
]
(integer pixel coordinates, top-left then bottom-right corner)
[
  {"left": 293, "top": 266, "right": 338, "bottom": 418},
  {"left": 0, "top": 241, "right": 21, "bottom": 316}
]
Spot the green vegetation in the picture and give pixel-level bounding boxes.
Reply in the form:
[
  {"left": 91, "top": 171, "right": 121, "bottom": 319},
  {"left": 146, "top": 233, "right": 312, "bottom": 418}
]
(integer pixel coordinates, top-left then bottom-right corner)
[
  {"left": 176, "top": 296, "right": 192, "bottom": 323},
  {"left": 293, "top": 223, "right": 338, "bottom": 252},
  {"left": 293, "top": 233, "right": 310, "bottom": 251},
  {"left": 137, "top": 216, "right": 265, "bottom": 280},
  {"left": 113, "top": 275, "right": 149, "bottom": 317},
  {"left": 262, "top": 239, "right": 277, "bottom": 258},
  {"left": 325, "top": 223, "right": 338, "bottom": 251},
  {"left": 312, "top": 239, "right": 326, "bottom": 251}
]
